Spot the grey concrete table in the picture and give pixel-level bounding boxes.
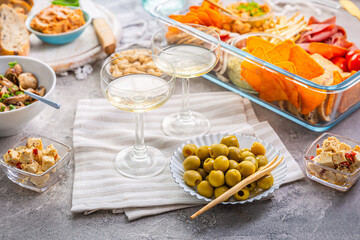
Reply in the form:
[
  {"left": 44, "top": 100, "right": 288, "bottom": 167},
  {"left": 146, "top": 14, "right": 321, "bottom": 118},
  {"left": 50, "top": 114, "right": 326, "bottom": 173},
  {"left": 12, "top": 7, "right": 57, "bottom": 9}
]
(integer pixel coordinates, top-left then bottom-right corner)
[{"left": 1, "top": 1, "right": 360, "bottom": 239}]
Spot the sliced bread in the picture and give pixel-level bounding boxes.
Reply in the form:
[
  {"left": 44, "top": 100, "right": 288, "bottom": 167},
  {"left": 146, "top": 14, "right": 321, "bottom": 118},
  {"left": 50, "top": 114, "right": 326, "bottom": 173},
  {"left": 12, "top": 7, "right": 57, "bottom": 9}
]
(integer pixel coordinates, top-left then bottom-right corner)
[{"left": 0, "top": 4, "right": 29, "bottom": 56}]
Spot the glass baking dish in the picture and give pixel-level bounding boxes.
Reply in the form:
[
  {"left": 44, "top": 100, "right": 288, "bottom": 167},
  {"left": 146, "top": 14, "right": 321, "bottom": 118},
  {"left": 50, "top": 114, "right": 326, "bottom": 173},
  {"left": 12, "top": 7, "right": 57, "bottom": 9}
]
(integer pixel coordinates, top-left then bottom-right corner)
[{"left": 151, "top": 0, "right": 360, "bottom": 131}]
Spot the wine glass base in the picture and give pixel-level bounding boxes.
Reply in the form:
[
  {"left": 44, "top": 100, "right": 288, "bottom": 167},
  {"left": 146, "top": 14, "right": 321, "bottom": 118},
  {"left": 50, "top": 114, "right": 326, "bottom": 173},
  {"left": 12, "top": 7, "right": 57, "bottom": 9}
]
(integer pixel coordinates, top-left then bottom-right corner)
[
  {"left": 114, "top": 146, "right": 167, "bottom": 179},
  {"left": 162, "top": 111, "right": 210, "bottom": 138}
]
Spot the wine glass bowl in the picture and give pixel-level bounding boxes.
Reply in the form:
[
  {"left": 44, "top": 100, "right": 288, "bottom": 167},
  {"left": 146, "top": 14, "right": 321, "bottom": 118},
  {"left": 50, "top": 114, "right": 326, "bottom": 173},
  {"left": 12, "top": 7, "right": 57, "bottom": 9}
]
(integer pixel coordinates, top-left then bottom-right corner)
[
  {"left": 100, "top": 53, "right": 176, "bottom": 178},
  {"left": 151, "top": 24, "right": 220, "bottom": 138}
]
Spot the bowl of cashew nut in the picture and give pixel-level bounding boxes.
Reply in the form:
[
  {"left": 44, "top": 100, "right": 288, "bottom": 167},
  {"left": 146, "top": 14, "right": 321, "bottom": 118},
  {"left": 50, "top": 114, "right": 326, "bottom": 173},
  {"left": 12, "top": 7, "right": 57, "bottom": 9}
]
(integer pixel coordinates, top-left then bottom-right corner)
[{"left": 107, "top": 48, "right": 163, "bottom": 78}]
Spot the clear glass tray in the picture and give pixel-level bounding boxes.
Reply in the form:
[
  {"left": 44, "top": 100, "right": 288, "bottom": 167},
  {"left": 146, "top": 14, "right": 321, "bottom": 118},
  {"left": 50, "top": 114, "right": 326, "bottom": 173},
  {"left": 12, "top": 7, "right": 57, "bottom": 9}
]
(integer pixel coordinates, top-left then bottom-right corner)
[{"left": 151, "top": 0, "right": 360, "bottom": 131}]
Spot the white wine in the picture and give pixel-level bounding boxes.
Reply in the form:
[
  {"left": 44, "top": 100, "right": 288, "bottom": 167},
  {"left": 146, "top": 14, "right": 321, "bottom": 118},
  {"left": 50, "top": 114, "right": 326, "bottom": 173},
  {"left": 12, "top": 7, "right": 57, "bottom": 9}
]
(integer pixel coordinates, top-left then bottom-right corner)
[
  {"left": 106, "top": 74, "right": 172, "bottom": 112},
  {"left": 157, "top": 44, "right": 217, "bottom": 78}
]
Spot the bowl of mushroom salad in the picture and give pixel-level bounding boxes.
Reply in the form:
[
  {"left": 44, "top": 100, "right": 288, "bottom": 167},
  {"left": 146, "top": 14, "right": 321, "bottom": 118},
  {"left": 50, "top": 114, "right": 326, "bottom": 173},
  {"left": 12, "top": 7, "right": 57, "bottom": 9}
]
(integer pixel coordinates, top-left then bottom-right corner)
[{"left": 0, "top": 56, "right": 56, "bottom": 137}]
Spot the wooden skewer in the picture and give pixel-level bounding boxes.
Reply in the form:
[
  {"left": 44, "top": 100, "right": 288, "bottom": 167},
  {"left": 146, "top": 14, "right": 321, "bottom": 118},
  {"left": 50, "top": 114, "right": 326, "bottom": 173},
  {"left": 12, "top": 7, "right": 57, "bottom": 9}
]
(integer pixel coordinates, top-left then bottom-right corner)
[
  {"left": 203, "top": 0, "right": 242, "bottom": 21},
  {"left": 190, "top": 156, "right": 284, "bottom": 219}
]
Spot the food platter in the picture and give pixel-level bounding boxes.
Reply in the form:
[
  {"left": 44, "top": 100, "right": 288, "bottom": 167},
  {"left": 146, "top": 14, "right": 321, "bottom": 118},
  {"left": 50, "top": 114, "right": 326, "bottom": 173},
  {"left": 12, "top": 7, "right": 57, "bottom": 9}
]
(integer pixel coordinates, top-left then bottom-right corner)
[
  {"left": 151, "top": 0, "right": 360, "bottom": 131},
  {"left": 27, "top": 0, "right": 122, "bottom": 73},
  {"left": 170, "top": 133, "right": 287, "bottom": 204}
]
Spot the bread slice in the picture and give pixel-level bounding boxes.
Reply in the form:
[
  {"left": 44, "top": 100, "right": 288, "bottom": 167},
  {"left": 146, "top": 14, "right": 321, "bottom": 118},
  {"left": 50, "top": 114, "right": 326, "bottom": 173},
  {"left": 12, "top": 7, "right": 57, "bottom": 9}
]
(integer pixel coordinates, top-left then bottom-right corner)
[{"left": 0, "top": 4, "right": 29, "bottom": 56}]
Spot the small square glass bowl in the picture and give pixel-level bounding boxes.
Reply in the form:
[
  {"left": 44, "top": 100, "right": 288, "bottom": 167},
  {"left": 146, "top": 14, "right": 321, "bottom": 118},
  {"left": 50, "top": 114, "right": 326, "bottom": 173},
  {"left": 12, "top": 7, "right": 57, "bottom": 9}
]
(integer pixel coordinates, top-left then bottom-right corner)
[
  {"left": 304, "top": 133, "right": 360, "bottom": 192},
  {"left": 0, "top": 136, "right": 71, "bottom": 192}
]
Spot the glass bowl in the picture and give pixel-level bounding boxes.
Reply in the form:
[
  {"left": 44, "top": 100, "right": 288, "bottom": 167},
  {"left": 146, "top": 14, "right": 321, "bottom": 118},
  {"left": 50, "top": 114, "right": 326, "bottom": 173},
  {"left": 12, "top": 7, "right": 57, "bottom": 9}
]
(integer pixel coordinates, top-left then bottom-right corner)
[
  {"left": 170, "top": 132, "right": 287, "bottom": 204},
  {"left": 227, "top": 33, "right": 284, "bottom": 92},
  {"left": 225, "top": 0, "right": 273, "bottom": 31},
  {"left": 0, "top": 136, "right": 72, "bottom": 192},
  {"left": 304, "top": 133, "right": 360, "bottom": 192}
]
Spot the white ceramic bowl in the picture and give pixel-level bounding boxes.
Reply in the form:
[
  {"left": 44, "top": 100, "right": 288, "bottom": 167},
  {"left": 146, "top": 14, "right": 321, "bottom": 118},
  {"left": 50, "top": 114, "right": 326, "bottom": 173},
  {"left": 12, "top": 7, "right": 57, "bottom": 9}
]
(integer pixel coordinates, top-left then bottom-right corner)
[
  {"left": 0, "top": 56, "right": 56, "bottom": 137},
  {"left": 170, "top": 133, "right": 287, "bottom": 204}
]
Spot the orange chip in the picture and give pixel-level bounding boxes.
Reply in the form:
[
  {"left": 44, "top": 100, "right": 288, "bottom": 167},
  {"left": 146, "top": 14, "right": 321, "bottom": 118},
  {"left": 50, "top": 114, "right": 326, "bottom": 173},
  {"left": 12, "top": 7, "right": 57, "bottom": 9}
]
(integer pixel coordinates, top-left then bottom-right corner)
[
  {"left": 251, "top": 46, "right": 270, "bottom": 61},
  {"left": 289, "top": 45, "right": 325, "bottom": 80},
  {"left": 332, "top": 71, "right": 344, "bottom": 85},
  {"left": 309, "top": 42, "right": 348, "bottom": 59},
  {"left": 266, "top": 40, "right": 295, "bottom": 63},
  {"left": 241, "top": 47, "right": 288, "bottom": 102},
  {"left": 273, "top": 61, "right": 300, "bottom": 108},
  {"left": 246, "top": 36, "right": 275, "bottom": 52}
]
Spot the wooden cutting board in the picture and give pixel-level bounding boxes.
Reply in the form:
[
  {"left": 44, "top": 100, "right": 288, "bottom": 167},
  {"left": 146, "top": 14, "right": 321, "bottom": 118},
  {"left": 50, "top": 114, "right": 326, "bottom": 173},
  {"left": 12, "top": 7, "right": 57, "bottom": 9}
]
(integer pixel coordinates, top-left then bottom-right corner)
[{"left": 28, "top": 0, "right": 122, "bottom": 73}]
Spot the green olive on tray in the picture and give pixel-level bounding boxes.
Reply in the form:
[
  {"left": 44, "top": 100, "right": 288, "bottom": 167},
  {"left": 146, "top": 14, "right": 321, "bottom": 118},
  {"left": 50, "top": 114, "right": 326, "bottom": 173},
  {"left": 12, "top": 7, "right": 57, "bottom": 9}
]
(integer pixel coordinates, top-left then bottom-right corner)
[{"left": 181, "top": 136, "right": 274, "bottom": 201}]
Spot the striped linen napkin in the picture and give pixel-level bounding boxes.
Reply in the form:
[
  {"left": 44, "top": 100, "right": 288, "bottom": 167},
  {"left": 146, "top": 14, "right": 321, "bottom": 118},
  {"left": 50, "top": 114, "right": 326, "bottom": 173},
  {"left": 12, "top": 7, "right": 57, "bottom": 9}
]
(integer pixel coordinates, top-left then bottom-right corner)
[{"left": 71, "top": 92, "right": 304, "bottom": 220}]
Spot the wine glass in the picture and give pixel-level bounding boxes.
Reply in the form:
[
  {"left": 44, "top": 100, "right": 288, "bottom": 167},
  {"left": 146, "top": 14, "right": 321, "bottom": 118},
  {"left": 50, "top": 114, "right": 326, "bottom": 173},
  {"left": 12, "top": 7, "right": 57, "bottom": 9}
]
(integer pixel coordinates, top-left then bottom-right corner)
[
  {"left": 100, "top": 53, "right": 176, "bottom": 178},
  {"left": 151, "top": 24, "right": 220, "bottom": 138}
]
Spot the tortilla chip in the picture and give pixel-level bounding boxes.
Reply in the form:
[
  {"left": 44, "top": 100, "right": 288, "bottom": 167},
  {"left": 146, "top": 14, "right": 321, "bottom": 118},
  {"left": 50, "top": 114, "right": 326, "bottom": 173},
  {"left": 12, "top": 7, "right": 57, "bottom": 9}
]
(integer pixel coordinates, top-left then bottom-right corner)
[
  {"left": 251, "top": 46, "right": 270, "bottom": 61},
  {"left": 246, "top": 36, "right": 275, "bottom": 52},
  {"left": 298, "top": 86, "right": 326, "bottom": 115},
  {"left": 241, "top": 48, "right": 288, "bottom": 102},
  {"left": 309, "top": 42, "right": 348, "bottom": 59},
  {"left": 289, "top": 45, "right": 325, "bottom": 80},
  {"left": 273, "top": 61, "right": 300, "bottom": 108},
  {"left": 266, "top": 40, "right": 295, "bottom": 63}
]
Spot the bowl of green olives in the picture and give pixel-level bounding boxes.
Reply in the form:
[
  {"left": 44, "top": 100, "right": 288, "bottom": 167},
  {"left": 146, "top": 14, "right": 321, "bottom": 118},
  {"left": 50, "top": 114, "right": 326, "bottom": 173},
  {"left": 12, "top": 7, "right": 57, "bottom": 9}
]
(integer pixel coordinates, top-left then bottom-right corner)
[{"left": 170, "top": 133, "right": 287, "bottom": 204}]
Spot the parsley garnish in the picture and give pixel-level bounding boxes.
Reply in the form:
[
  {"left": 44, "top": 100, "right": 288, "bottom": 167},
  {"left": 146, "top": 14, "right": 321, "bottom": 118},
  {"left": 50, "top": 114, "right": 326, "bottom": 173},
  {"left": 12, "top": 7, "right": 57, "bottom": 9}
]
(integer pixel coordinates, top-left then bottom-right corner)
[
  {"left": 0, "top": 106, "right": 5, "bottom": 112},
  {"left": 8, "top": 61, "right": 17, "bottom": 68},
  {"left": 9, "top": 105, "right": 16, "bottom": 110}
]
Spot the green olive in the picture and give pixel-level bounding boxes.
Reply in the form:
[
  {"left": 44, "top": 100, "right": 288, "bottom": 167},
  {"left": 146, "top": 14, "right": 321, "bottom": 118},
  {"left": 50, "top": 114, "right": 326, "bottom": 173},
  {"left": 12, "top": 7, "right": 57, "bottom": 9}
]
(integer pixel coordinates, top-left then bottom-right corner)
[
  {"left": 197, "top": 168, "right": 207, "bottom": 179},
  {"left": 183, "top": 156, "right": 201, "bottom": 171},
  {"left": 240, "top": 148, "right": 250, "bottom": 153},
  {"left": 228, "top": 160, "right": 239, "bottom": 170},
  {"left": 205, "top": 175, "right": 209, "bottom": 181},
  {"left": 197, "top": 180, "right": 214, "bottom": 198},
  {"left": 208, "top": 170, "right": 225, "bottom": 187},
  {"left": 257, "top": 174, "right": 274, "bottom": 190},
  {"left": 238, "top": 161, "right": 256, "bottom": 178},
  {"left": 214, "top": 186, "right": 229, "bottom": 201},
  {"left": 251, "top": 142, "right": 266, "bottom": 156},
  {"left": 243, "top": 156, "right": 258, "bottom": 170},
  {"left": 182, "top": 144, "right": 197, "bottom": 158},
  {"left": 183, "top": 170, "right": 202, "bottom": 187},
  {"left": 233, "top": 187, "right": 250, "bottom": 201},
  {"left": 225, "top": 169, "right": 241, "bottom": 187},
  {"left": 228, "top": 147, "right": 242, "bottom": 162},
  {"left": 203, "top": 158, "right": 215, "bottom": 173},
  {"left": 195, "top": 145, "right": 210, "bottom": 161},
  {"left": 246, "top": 182, "right": 257, "bottom": 192},
  {"left": 210, "top": 144, "right": 229, "bottom": 158},
  {"left": 256, "top": 155, "right": 268, "bottom": 168},
  {"left": 220, "top": 135, "right": 239, "bottom": 148},
  {"left": 213, "top": 156, "right": 229, "bottom": 172},
  {"left": 240, "top": 151, "right": 255, "bottom": 161}
]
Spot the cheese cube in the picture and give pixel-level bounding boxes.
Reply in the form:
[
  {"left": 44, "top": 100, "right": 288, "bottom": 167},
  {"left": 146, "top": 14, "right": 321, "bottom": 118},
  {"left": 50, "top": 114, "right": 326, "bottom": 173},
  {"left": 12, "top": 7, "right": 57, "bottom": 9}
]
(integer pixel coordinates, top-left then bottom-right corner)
[
  {"left": 317, "top": 151, "right": 335, "bottom": 168},
  {"left": 339, "top": 142, "right": 352, "bottom": 151},
  {"left": 354, "top": 145, "right": 360, "bottom": 152},
  {"left": 19, "top": 148, "right": 35, "bottom": 164},
  {"left": 322, "top": 137, "right": 340, "bottom": 152},
  {"left": 22, "top": 161, "right": 39, "bottom": 174},
  {"left": 26, "top": 138, "right": 43, "bottom": 150},
  {"left": 3, "top": 149, "right": 20, "bottom": 165},
  {"left": 30, "top": 170, "right": 50, "bottom": 187},
  {"left": 332, "top": 150, "right": 347, "bottom": 165},
  {"left": 43, "top": 144, "right": 58, "bottom": 158},
  {"left": 15, "top": 146, "right": 27, "bottom": 153},
  {"left": 316, "top": 148, "right": 322, "bottom": 156},
  {"left": 41, "top": 156, "right": 55, "bottom": 171}
]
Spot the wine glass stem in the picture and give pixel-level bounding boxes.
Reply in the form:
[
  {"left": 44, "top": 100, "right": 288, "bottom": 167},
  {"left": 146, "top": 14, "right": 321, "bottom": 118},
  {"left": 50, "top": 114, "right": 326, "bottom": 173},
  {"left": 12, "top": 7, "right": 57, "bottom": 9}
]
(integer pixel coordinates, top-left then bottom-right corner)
[
  {"left": 180, "top": 78, "right": 191, "bottom": 121},
  {"left": 134, "top": 112, "right": 147, "bottom": 158}
]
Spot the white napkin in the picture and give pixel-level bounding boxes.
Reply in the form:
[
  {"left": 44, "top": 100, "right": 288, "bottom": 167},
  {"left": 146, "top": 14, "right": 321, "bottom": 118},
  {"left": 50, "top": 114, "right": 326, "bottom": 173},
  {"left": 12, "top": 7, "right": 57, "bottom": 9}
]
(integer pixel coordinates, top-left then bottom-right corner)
[{"left": 71, "top": 92, "right": 304, "bottom": 220}]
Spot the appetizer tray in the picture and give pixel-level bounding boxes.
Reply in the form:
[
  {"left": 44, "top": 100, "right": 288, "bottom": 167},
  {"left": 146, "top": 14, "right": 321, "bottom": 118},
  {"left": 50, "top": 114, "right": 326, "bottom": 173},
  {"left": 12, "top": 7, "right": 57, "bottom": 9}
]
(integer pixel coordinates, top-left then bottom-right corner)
[
  {"left": 151, "top": 0, "right": 360, "bottom": 132},
  {"left": 27, "top": 0, "right": 122, "bottom": 73}
]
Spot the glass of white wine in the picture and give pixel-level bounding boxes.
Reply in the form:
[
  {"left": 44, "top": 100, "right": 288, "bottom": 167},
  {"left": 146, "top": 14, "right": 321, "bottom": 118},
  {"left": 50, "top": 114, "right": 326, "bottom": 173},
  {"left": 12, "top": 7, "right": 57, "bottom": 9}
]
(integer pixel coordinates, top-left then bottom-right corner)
[
  {"left": 151, "top": 24, "right": 220, "bottom": 138},
  {"left": 100, "top": 53, "right": 176, "bottom": 178}
]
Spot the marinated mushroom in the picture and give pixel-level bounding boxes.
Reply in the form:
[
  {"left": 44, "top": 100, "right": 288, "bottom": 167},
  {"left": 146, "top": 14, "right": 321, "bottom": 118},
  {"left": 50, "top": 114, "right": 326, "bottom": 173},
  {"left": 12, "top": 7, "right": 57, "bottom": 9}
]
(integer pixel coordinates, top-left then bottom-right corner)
[
  {"left": 0, "top": 61, "right": 46, "bottom": 112},
  {"left": 5, "top": 63, "right": 23, "bottom": 85},
  {"left": 18, "top": 72, "right": 38, "bottom": 90}
]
